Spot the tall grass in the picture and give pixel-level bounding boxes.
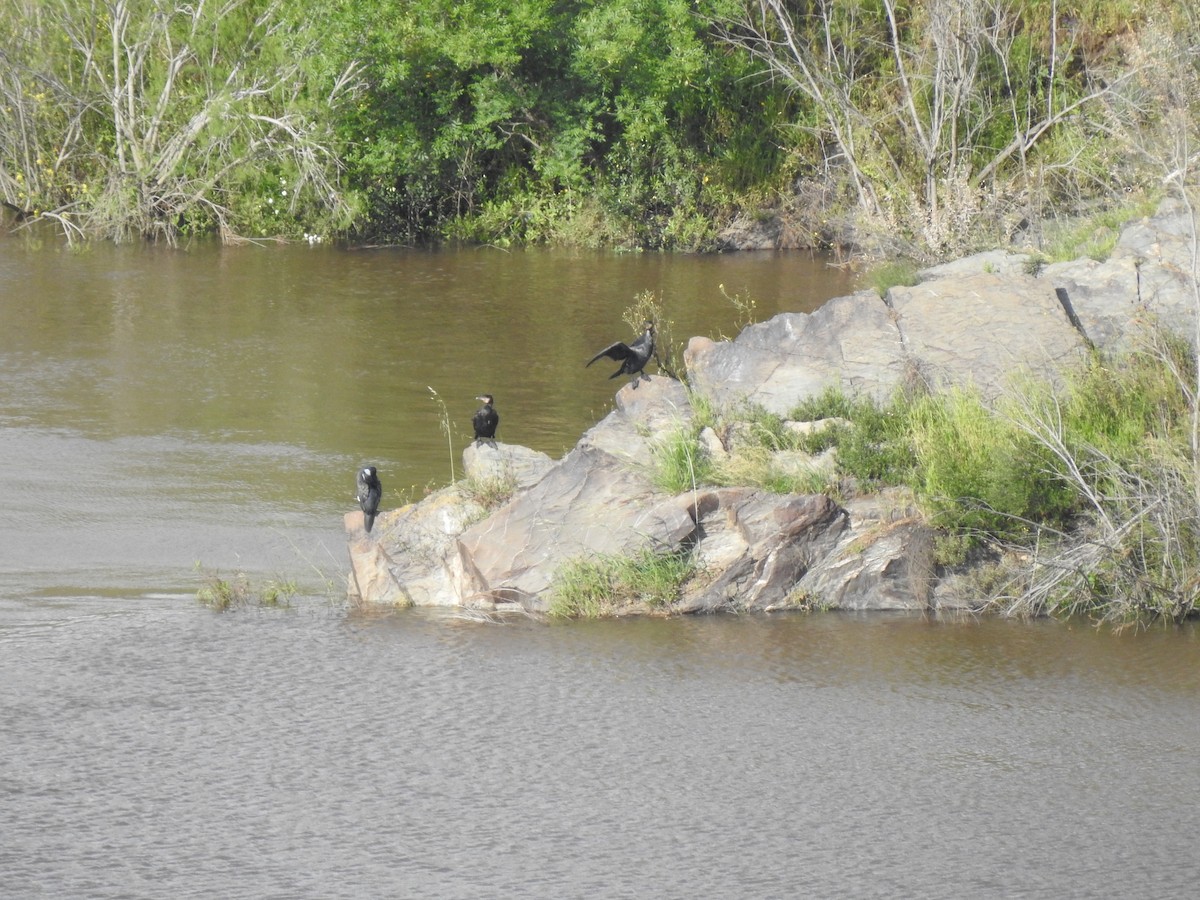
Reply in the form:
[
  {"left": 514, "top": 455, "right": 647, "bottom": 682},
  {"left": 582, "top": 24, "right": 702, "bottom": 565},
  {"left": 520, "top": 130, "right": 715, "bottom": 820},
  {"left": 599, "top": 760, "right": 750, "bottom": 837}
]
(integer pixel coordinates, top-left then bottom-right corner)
[
  {"left": 908, "top": 386, "right": 1077, "bottom": 545},
  {"left": 427, "top": 386, "right": 456, "bottom": 483}
]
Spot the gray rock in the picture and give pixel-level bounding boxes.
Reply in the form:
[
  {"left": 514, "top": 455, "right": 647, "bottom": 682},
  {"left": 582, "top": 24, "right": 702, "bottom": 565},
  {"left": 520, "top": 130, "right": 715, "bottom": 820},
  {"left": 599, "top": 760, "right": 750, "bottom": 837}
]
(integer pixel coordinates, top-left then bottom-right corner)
[
  {"left": 1041, "top": 256, "right": 1143, "bottom": 350},
  {"left": 795, "top": 515, "right": 936, "bottom": 611},
  {"left": 578, "top": 374, "right": 694, "bottom": 460},
  {"left": 684, "top": 291, "right": 908, "bottom": 415},
  {"left": 886, "top": 271, "right": 1087, "bottom": 400},
  {"left": 462, "top": 440, "right": 554, "bottom": 491},
  {"left": 345, "top": 487, "right": 483, "bottom": 608},
  {"left": 793, "top": 489, "right": 936, "bottom": 611},
  {"left": 1044, "top": 199, "right": 1200, "bottom": 352},
  {"left": 457, "top": 445, "right": 695, "bottom": 610},
  {"left": 919, "top": 249, "right": 1033, "bottom": 280},
  {"left": 679, "top": 489, "right": 847, "bottom": 612},
  {"left": 452, "top": 377, "right": 697, "bottom": 609},
  {"left": 697, "top": 426, "right": 728, "bottom": 462}
]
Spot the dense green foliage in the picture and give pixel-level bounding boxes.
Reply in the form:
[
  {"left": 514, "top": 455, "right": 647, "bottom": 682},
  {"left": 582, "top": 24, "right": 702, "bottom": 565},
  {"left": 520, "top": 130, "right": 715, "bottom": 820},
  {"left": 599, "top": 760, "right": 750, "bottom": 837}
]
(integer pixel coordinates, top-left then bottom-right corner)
[
  {"left": 2, "top": 0, "right": 1195, "bottom": 249},
  {"left": 312, "top": 0, "right": 776, "bottom": 248}
]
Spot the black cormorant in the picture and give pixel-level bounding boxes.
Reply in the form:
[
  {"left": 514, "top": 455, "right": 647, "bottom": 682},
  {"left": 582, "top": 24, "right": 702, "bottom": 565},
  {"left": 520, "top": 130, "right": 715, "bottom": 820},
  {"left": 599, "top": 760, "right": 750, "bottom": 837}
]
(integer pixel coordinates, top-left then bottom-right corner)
[
  {"left": 472, "top": 394, "right": 499, "bottom": 444},
  {"left": 586, "top": 320, "right": 656, "bottom": 387},
  {"left": 356, "top": 465, "right": 382, "bottom": 533}
]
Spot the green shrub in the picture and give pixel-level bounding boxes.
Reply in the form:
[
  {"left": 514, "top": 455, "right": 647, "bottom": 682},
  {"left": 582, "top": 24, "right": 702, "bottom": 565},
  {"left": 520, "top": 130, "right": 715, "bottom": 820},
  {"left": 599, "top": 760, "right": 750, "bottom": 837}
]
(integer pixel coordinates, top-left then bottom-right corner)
[
  {"left": 818, "top": 395, "right": 918, "bottom": 488},
  {"left": 1061, "top": 342, "right": 1193, "bottom": 463},
  {"left": 908, "top": 387, "right": 1076, "bottom": 548}
]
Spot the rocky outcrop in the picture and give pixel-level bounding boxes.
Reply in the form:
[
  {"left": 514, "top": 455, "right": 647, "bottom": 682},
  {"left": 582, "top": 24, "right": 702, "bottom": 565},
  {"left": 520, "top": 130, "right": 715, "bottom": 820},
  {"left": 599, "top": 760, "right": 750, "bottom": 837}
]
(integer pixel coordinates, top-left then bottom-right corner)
[
  {"left": 1042, "top": 200, "right": 1200, "bottom": 350},
  {"left": 684, "top": 291, "right": 909, "bottom": 413},
  {"left": 685, "top": 260, "right": 1092, "bottom": 414},
  {"left": 347, "top": 199, "right": 1199, "bottom": 615}
]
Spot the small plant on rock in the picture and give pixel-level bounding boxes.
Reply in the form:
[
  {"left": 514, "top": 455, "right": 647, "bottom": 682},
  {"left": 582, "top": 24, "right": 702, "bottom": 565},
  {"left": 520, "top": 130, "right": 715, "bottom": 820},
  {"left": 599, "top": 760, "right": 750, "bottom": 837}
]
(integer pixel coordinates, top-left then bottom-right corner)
[
  {"left": 458, "top": 471, "right": 518, "bottom": 511},
  {"left": 865, "top": 259, "right": 920, "bottom": 297},
  {"left": 623, "top": 290, "right": 681, "bottom": 378}
]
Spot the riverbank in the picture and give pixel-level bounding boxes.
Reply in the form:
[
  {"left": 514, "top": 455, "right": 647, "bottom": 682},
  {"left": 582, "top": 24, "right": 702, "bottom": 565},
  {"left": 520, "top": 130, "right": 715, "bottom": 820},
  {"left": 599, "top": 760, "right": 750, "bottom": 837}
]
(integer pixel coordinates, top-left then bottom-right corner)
[{"left": 347, "top": 197, "right": 1200, "bottom": 621}]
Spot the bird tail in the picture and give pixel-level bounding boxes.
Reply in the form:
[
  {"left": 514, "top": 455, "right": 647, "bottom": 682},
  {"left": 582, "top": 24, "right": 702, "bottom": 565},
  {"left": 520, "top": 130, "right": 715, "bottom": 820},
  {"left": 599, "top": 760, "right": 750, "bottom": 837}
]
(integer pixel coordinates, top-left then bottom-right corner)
[{"left": 364, "top": 512, "right": 375, "bottom": 533}]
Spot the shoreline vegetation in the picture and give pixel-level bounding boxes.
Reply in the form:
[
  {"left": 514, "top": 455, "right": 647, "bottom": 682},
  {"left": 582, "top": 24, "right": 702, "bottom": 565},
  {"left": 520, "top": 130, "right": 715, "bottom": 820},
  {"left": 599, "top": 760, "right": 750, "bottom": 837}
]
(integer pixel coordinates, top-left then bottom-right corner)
[{"left": 0, "top": 1, "right": 1196, "bottom": 262}]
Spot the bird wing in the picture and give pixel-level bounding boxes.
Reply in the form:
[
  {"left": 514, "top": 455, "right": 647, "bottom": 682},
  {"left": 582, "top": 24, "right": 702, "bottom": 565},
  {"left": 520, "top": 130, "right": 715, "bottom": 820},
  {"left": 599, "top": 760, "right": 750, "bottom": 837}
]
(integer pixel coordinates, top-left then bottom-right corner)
[
  {"left": 357, "top": 471, "right": 380, "bottom": 507},
  {"left": 472, "top": 410, "right": 485, "bottom": 432},
  {"left": 587, "top": 341, "right": 634, "bottom": 366}
]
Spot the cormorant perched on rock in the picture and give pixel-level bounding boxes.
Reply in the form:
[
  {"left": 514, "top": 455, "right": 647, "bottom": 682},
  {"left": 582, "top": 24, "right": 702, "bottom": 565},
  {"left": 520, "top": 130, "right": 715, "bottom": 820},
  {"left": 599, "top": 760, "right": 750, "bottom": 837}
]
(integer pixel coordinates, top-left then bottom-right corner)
[
  {"left": 356, "top": 465, "right": 382, "bottom": 533},
  {"left": 472, "top": 394, "right": 499, "bottom": 444},
  {"left": 587, "top": 320, "right": 656, "bottom": 387}
]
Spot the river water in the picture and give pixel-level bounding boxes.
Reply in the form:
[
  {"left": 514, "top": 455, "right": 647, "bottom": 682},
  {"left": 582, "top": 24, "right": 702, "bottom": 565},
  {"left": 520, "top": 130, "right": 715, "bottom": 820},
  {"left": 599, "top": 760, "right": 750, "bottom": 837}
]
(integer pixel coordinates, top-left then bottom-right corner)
[{"left": 2, "top": 234, "right": 1199, "bottom": 898}]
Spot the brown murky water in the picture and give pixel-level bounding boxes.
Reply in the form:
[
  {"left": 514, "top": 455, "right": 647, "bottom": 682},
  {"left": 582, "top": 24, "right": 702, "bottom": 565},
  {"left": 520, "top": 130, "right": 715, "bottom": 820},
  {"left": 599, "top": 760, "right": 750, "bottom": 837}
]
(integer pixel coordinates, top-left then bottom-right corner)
[
  {"left": 0, "top": 235, "right": 850, "bottom": 595},
  {"left": 3, "top": 234, "right": 1199, "bottom": 899}
]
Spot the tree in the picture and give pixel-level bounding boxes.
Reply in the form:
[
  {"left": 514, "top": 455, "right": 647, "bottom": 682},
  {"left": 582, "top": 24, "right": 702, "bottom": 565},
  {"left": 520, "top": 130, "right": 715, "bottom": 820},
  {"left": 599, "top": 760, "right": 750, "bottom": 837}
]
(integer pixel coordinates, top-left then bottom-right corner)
[{"left": 314, "top": 0, "right": 780, "bottom": 247}]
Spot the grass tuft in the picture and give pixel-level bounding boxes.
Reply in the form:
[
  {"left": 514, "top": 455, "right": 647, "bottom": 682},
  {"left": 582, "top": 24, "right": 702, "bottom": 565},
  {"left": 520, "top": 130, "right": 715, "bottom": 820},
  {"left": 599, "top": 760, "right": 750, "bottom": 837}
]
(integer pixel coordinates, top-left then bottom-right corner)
[
  {"left": 549, "top": 548, "right": 695, "bottom": 618},
  {"left": 864, "top": 259, "right": 920, "bottom": 297},
  {"left": 650, "top": 427, "right": 710, "bottom": 494},
  {"left": 196, "top": 566, "right": 296, "bottom": 611},
  {"left": 458, "top": 472, "right": 518, "bottom": 510},
  {"left": 1038, "top": 198, "right": 1159, "bottom": 263}
]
